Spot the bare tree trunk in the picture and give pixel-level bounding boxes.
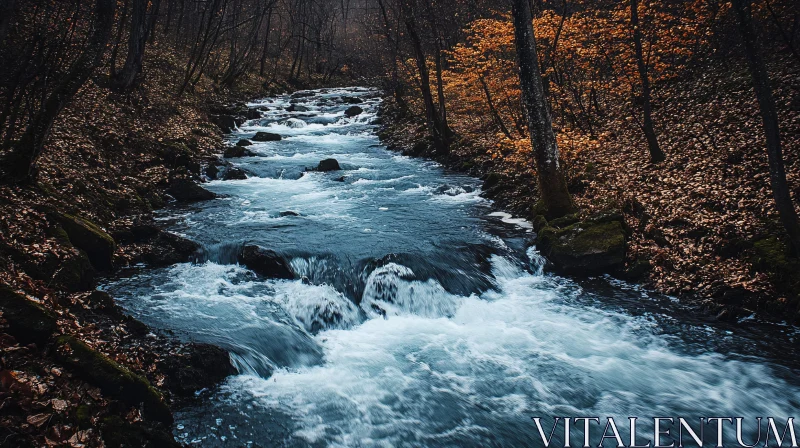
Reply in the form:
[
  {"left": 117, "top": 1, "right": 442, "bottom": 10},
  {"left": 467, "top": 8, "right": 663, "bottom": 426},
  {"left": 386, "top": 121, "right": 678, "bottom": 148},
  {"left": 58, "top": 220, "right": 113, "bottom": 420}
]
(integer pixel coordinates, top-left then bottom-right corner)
[
  {"left": 0, "top": 0, "right": 17, "bottom": 45},
  {"left": 630, "top": 0, "right": 666, "bottom": 163},
  {"left": 479, "top": 76, "right": 512, "bottom": 139},
  {"left": 511, "top": 0, "right": 576, "bottom": 218},
  {"left": 402, "top": 2, "right": 443, "bottom": 149},
  {"left": 1, "top": 0, "right": 116, "bottom": 184},
  {"left": 115, "top": 0, "right": 161, "bottom": 90},
  {"left": 733, "top": 0, "right": 800, "bottom": 255}
]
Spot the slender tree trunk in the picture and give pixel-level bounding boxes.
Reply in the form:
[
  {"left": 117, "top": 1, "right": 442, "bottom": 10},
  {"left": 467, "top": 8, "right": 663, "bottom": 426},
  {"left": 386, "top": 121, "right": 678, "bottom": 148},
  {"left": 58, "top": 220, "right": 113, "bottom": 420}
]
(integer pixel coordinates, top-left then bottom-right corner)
[
  {"left": 0, "top": 0, "right": 17, "bottom": 45},
  {"left": 733, "top": 0, "right": 800, "bottom": 256},
  {"left": 511, "top": 0, "right": 576, "bottom": 218},
  {"left": 479, "top": 76, "right": 513, "bottom": 139},
  {"left": 115, "top": 0, "right": 161, "bottom": 90},
  {"left": 402, "top": 4, "right": 443, "bottom": 148},
  {"left": 630, "top": 0, "right": 666, "bottom": 163},
  {"left": 1, "top": 0, "right": 116, "bottom": 184}
]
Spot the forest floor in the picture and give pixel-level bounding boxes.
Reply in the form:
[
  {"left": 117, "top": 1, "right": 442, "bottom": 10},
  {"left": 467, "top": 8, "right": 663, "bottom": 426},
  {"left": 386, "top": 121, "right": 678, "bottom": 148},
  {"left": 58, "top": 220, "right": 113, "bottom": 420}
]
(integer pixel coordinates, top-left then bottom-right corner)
[
  {"left": 0, "top": 42, "right": 309, "bottom": 447},
  {"left": 378, "top": 54, "right": 800, "bottom": 325}
]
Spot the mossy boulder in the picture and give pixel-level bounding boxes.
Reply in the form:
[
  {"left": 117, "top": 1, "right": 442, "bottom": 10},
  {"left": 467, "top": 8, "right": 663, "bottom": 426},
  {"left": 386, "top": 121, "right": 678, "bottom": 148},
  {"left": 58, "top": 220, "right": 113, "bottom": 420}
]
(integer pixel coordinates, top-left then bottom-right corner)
[
  {"left": 0, "top": 286, "right": 57, "bottom": 346},
  {"left": 53, "top": 336, "right": 172, "bottom": 424},
  {"left": 537, "top": 219, "right": 627, "bottom": 275},
  {"left": 100, "top": 416, "right": 180, "bottom": 448},
  {"left": 56, "top": 214, "right": 116, "bottom": 272}
]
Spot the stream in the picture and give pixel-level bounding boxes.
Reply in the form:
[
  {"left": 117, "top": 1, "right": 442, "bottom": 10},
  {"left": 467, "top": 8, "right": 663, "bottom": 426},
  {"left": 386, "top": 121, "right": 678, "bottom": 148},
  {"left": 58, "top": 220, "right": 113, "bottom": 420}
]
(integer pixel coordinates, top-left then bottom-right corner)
[{"left": 104, "top": 88, "right": 800, "bottom": 447}]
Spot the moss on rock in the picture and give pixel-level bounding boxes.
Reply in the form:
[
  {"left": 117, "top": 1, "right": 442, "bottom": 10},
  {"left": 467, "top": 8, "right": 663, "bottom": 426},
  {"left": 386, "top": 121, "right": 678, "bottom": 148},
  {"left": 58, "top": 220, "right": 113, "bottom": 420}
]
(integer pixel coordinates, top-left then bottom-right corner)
[
  {"left": 53, "top": 336, "right": 172, "bottom": 425},
  {"left": 56, "top": 213, "right": 116, "bottom": 272},
  {"left": 0, "top": 286, "right": 57, "bottom": 346},
  {"left": 537, "top": 219, "right": 627, "bottom": 274}
]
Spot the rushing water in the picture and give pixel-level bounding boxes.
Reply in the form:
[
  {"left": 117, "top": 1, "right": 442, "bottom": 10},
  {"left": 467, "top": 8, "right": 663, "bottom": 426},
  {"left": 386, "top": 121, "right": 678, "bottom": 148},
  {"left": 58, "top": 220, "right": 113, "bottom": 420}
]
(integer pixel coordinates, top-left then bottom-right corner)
[{"left": 105, "top": 88, "right": 800, "bottom": 447}]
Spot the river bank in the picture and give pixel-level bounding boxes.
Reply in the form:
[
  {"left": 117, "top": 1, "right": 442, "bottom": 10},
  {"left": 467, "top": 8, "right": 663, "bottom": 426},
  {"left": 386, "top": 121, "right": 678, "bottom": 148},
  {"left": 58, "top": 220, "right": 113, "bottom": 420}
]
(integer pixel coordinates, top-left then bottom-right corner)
[
  {"left": 0, "top": 43, "right": 313, "bottom": 445},
  {"left": 375, "top": 55, "right": 800, "bottom": 326}
]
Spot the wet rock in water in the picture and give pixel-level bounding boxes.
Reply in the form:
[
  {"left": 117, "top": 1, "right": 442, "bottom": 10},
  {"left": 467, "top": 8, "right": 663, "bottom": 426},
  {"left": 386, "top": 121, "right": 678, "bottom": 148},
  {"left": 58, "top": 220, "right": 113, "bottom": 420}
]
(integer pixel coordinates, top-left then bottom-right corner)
[
  {"left": 205, "top": 164, "right": 219, "bottom": 180},
  {"left": 333, "top": 176, "right": 346, "bottom": 182},
  {"left": 345, "top": 106, "right": 363, "bottom": 117},
  {"left": 166, "top": 179, "right": 216, "bottom": 202},
  {"left": 317, "top": 158, "right": 341, "bottom": 172},
  {"left": 239, "top": 245, "right": 295, "bottom": 279},
  {"left": 258, "top": 106, "right": 270, "bottom": 111},
  {"left": 222, "top": 167, "right": 249, "bottom": 180},
  {"left": 54, "top": 213, "right": 116, "bottom": 272},
  {"left": 291, "top": 91, "right": 315, "bottom": 98},
  {"left": 100, "top": 416, "right": 181, "bottom": 448},
  {"left": 246, "top": 109, "right": 261, "bottom": 120},
  {"left": 210, "top": 114, "right": 237, "bottom": 133},
  {"left": 128, "top": 227, "right": 202, "bottom": 267},
  {"left": 236, "top": 138, "right": 253, "bottom": 147},
  {"left": 53, "top": 335, "right": 173, "bottom": 424},
  {"left": 280, "top": 210, "right": 300, "bottom": 217},
  {"left": 252, "top": 131, "right": 282, "bottom": 142},
  {"left": 341, "top": 96, "right": 364, "bottom": 104},
  {"left": 287, "top": 104, "right": 310, "bottom": 112},
  {"left": 159, "top": 343, "right": 236, "bottom": 397},
  {"left": 223, "top": 145, "right": 254, "bottom": 158},
  {"left": 537, "top": 213, "right": 627, "bottom": 275},
  {"left": 0, "top": 285, "right": 57, "bottom": 346}
]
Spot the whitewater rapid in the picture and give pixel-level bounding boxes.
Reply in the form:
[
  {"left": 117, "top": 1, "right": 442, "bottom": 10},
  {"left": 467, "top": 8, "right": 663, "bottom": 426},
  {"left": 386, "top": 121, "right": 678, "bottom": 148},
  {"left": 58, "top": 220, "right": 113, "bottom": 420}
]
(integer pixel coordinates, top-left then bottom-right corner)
[{"left": 104, "top": 88, "right": 800, "bottom": 447}]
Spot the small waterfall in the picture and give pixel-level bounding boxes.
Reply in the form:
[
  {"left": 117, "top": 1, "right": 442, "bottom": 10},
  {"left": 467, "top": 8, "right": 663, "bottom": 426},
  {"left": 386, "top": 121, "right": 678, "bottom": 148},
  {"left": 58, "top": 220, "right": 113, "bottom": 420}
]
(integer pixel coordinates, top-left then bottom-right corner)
[
  {"left": 527, "top": 246, "right": 547, "bottom": 276},
  {"left": 194, "top": 241, "right": 244, "bottom": 264},
  {"left": 360, "top": 262, "right": 461, "bottom": 319}
]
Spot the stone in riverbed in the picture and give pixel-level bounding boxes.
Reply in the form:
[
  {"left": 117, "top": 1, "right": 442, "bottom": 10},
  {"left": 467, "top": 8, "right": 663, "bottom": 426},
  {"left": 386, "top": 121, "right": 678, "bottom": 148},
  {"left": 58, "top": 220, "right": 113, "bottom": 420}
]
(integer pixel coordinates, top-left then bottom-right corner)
[
  {"left": 287, "top": 104, "right": 309, "bottom": 112},
  {"left": 345, "top": 106, "right": 363, "bottom": 118},
  {"left": 317, "top": 158, "right": 341, "bottom": 172},
  {"left": 239, "top": 245, "right": 294, "bottom": 279},
  {"left": 210, "top": 114, "right": 237, "bottom": 133},
  {"left": 236, "top": 138, "right": 253, "bottom": 147},
  {"left": 246, "top": 109, "right": 261, "bottom": 120},
  {"left": 166, "top": 179, "right": 216, "bottom": 202},
  {"left": 222, "top": 167, "right": 249, "bottom": 180},
  {"left": 223, "top": 145, "right": 254, "bottom": 158},
  {"left": 252, "top": 131, "right": 282, "bottom": 142},
  {"left": 280, "top": 210, "right": 300, "bottom": 217},
  {"left": 341, "top": 96, "right": 364, "bottom": 104},
  {"left": 536, "top": 214, "right": 627, "bottom": 275}
]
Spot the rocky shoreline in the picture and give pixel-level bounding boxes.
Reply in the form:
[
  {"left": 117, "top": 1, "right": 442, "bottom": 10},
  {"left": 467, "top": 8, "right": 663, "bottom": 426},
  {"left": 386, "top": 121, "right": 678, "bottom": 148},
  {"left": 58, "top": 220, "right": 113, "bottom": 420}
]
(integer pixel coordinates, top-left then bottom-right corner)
[
  {"left": 0, "top": 86, "right": 279, "bottom": 446},
  {"left": 374, "top": 95, "right": 797, "bottom": 326}
]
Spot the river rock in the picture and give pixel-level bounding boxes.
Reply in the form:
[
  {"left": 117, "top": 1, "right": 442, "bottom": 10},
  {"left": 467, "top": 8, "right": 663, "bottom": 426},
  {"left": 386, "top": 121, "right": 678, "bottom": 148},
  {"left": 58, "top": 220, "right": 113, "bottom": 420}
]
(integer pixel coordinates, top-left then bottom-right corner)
[
  {"left": 236, "top": 139, "right": 253, "bottom": 147},
  {"left": 166, "top": 179, "right": 216, "bottom": 202},
  {"left": 210, "top": 114, "right": 237, "bottom": 133},
  {"left": 224, "top": 145, "right": 253, "bottom": 158},
  {"left": 159, "top": 343, "right": 236, "bottom": 396},
  {"left": 317, "top": 158, "right": 341, "bottom": 172},
  {"left": 54, "top": 335, "right": 173, "bottom": 424},
  {"left": 127, "top": 227, "right": 202, "bottom": 267},
  {"left": 345, "top": 106, "right": 363, "bottom": 117},
  {"left": 55, "top": 213, "right": 116, "bottom": 272},
  {"left": 280, "top": 210, "right": 300, "bottom": 217},
  {"left": 223, "top": 167, "right": 249, "bottom": 180},
  {"left": 0, "top": 285, "right": 57, "bottom": 346},
  {"left": 252, "top": 131, "right": 282, "bottom": 142},
  {"left": 246, "top": 109, "right": 261, "bottom": 120},
  {"left": 341, "top": 96, "right": 364, "bottom": 104},
  {"left": 239, "top": 245, "right": 294, "bottom": 279},
  {"left": 287, "top": 104, "right": 309, "bottom": 112},
  {"left": 536, "top": 214, "right": 627, "bottom": 275},
  {"left": 291, "top": 91, "right": 315, "bottom": 98},
  {"left": 206, "top": 164, "right": 220, "bottom": 180}
]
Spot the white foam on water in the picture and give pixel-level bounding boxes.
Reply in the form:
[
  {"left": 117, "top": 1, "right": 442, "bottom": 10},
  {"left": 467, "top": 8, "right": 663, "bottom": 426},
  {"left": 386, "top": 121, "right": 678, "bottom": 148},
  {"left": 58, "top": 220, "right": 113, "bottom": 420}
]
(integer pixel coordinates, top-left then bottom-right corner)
[
  {"left": 487, "top": 211, "right": 534, "bottom": 230},
  {"left": 219, "top": 256, "right": 797, "bottom": 446}
]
